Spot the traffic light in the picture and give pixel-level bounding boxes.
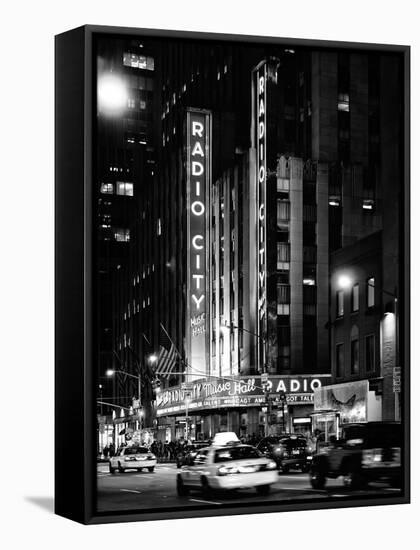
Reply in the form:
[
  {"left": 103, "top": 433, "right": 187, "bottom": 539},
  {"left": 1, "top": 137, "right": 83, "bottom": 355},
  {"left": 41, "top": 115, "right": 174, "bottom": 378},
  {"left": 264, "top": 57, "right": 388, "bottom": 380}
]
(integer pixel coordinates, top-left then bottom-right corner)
[{"left": 152, "top": 377, "right": 161, "bottom": 393}]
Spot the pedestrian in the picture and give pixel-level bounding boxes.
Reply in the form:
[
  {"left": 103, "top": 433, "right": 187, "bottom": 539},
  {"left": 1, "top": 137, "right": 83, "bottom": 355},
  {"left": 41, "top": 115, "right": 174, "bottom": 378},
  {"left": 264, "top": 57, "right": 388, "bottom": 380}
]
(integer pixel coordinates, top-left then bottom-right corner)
[{"left": 109, "top": 443, "right": 115, "bottom": 457}]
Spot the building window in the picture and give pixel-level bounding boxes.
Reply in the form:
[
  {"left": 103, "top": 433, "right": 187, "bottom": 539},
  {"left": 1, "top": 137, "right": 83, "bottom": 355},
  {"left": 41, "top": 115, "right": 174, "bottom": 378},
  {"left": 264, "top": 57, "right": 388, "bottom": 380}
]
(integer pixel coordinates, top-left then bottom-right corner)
[
  {"left": 123, "top": 52, "right": 154, "bottom": 71},
  {"left": 365, "top": 334, "right": 375, "bottom": 372},
  {"left": 277, "top": 200, "right": 290, "bottom": 224},
  {"left": 336, "top": 289, "right": 344, "bottom": 317},
  {"left": 277, "top": 178, "right": 290, "bottom": 192},
  {"left": 277, "top": 243, "right": 290, "bottom": 270},
  {"left": 336, "top": 343, "right": 344, "bottom": 378},
  {"left": 127, "top": 98, "right": 136, "bottom": 109},
  {"left": 367, "top": 277, "right": 375, "bottom": 307},
  {"left": 114, "top": 228, "right": 130, "bottom": 242},
  {"left": 351, "top": 339, "right": 359, "bottom": 374},
  {"left": 116, "top": 182, "right": 134, "bottom": 196},
  {"left": 351, "top": 284, "right": 359, "bottom": 312},
  {"left": 350, "top": 325, "right": 359, "bottom": 375},
  {"left": 100, "top": 182, "right": 114, "bottom": 194},
  {"left": 338, "top": 92, "right": 350, "bottom": 112},
  {"left": 277, "top": 304, "right": 290, "bottom": 315}
]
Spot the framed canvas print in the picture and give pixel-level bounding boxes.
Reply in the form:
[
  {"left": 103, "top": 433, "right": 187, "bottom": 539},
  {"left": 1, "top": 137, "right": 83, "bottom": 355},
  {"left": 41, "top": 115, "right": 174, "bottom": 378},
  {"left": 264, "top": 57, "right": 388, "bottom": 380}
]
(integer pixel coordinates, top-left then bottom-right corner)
[{"left": 55, "top": 25, "right": 410, "bottom": 524}]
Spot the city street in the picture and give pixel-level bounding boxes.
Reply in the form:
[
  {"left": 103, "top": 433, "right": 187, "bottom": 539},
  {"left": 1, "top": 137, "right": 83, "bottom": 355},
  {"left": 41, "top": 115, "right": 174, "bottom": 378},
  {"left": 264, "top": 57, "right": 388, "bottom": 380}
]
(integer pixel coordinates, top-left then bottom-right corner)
[{"left": 96, "top": 463, "right": 402, "bottom": 512}]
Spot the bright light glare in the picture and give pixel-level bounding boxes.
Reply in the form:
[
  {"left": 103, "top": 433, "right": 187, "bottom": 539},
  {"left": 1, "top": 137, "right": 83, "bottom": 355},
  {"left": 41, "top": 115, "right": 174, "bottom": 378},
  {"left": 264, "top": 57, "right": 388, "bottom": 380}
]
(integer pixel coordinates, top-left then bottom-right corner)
[
  {"left": 98, "top": 75, "right": 127, "bottom": 112},
  {"left": 148, "top": 354, "right": 158, "bottom": 364},
  {"left": 337, "top": 274, "right": 352, "bottom": 289},
  {"left": 106, "top": 369, "right": 115, "bottom": 377}
]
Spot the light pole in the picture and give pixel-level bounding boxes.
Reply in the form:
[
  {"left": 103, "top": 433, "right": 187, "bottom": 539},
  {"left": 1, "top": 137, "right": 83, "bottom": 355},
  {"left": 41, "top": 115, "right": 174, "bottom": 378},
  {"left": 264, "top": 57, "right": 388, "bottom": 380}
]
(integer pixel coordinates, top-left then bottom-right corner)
[
  {"left": 223, "top": 322, "right": 271, "bottom": 436},
  {"left": 106, "top": 369, "right": 142, "bottom": 430}
]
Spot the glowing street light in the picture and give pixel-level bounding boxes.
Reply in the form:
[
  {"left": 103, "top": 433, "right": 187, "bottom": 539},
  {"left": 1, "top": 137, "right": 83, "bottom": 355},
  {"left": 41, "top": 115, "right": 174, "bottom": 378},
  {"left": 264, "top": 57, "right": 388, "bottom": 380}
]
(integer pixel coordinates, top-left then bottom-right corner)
[
  {"left": 337, "top": 274, "right": 352, "bottom": 289},
  {"left": 148, "top": 354, "right": 158, "bottom": 364},
  {"left": 97, "top": 74, "right": 128, "bottom": 114}
]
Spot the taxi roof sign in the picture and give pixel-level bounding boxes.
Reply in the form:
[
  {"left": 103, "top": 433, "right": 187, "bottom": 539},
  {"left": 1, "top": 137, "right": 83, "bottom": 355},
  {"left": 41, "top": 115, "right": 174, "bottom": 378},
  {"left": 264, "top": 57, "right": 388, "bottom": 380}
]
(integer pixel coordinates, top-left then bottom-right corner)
[{"left": 212, "top": 432, "right": 240, "bottom": 446}]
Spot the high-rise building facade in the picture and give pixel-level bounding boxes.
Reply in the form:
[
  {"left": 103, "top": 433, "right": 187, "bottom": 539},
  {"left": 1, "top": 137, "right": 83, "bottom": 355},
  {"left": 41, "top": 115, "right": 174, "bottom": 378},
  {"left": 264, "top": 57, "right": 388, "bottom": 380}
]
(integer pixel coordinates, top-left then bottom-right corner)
[{"left": 95, "top": 39, "right": 402, "bottom": 444}]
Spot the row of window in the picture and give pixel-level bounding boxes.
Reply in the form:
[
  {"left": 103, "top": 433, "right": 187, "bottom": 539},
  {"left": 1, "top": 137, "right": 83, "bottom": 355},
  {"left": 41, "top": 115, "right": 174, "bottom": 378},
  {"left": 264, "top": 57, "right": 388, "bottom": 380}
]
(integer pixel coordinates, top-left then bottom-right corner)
[
  {"left": 336, "top": 333, "right": 375, "bottom": 377},
  {"left": 100, "top": 181, "right": 134, "bottom": 196},
  {"left": 336, "top": 277, "right": 375, "bottom": 317},
  {"left": 123, "top": 52, "right": 154, "bottom": 71}
]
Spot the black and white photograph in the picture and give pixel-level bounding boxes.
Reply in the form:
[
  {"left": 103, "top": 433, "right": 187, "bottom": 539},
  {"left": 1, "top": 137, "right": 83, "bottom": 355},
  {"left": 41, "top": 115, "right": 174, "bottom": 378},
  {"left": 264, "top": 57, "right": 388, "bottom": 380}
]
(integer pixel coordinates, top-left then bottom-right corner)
[
  {"left": 91, "top": 30, "right": 408, "bottom": 517},
  {"left": 4, "top": 0, "right": 420, "bottom": 545}
]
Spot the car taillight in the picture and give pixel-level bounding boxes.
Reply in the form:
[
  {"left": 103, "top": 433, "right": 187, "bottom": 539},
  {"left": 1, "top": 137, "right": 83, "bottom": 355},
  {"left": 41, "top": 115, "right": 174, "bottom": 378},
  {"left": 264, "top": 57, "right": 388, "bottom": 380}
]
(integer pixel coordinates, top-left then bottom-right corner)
[
  {"left": 273, "top": 445, "right": 284, "bottom": 455},
  {"left": 392, "top": 447, "right": 401, "bottom": 465},
  {"left": 362, "top": 448, "right": 383, "bottom": 465},
  {"left": 217, "top": 465, "right": 239, "bottom": 476},
  {"left": 147, "top": 455, "right": 155, "bottom": 459}
]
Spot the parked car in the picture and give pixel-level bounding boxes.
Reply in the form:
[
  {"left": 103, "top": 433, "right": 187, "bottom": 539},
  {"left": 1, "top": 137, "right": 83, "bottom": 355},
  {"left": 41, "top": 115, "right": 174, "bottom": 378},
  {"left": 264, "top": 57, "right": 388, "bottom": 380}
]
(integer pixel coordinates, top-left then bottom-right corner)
[
  {"left": 257, "top": 434, "right": 311, "bottom": 472},
  {"left": 109, "top": 445, "right": 157, "bottom": 473},
  {"left": 309, "top": 422, "right": 402, "bottom": 490},
  {"left": 176, "top": 442, "right": 210, "bottom": 468},
  {"left": 176, "top": 443, "right": 278, "bottom": 496}
]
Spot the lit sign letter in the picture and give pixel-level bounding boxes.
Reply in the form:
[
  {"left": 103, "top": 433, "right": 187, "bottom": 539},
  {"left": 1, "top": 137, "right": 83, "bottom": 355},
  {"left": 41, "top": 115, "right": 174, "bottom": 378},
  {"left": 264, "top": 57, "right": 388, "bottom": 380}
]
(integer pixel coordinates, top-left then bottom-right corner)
[{"left": 187, "top": 110, "right": 211, "bottom": 378}]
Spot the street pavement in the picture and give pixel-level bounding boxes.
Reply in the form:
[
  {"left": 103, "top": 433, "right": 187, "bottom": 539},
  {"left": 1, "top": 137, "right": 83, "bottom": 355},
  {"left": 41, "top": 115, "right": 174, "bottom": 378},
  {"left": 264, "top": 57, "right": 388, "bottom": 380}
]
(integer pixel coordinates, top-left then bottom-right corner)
[{"left": 96, "top": 463, "right": 402, "bottom": 512}]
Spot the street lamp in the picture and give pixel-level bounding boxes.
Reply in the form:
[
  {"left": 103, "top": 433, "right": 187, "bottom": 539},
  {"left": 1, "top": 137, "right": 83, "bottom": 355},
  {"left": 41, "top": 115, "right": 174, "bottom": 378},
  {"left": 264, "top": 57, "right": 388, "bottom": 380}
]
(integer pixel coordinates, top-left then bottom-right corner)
[
  {"left": 97, "top": 73, "right": 128, "bottom": 114},
  {"left": 106, "top": 368, "right": 142, "bottom": 429}
]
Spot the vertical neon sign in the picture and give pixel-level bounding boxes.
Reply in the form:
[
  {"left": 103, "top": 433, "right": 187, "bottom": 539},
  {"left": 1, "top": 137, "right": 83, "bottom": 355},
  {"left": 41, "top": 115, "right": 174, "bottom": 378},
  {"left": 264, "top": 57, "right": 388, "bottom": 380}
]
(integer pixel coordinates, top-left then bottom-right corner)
[
  {"left": 186, "top": 109, "right": 211, "bottom": 380},
  {"left": 256, "top": 64, "right": 267, "bottom": 371}
]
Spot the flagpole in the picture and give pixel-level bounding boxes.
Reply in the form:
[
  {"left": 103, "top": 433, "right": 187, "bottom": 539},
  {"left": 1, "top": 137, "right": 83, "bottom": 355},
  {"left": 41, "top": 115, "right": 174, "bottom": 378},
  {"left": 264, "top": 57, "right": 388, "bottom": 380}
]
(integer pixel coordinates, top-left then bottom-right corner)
[{"left": 159, "top": 322, "right": 188, "bottom": 374}]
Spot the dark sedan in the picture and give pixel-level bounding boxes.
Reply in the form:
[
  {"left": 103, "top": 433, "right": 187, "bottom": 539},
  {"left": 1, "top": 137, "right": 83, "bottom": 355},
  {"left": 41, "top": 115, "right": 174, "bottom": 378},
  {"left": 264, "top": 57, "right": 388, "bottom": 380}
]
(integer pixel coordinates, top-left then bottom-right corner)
[{"left": 257, "top": 435, "right": 311, "bottom": 473}]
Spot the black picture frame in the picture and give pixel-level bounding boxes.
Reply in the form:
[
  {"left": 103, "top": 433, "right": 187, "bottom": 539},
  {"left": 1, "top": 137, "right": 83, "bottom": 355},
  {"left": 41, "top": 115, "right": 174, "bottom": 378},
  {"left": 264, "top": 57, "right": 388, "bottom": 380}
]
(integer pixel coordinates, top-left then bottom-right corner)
[{"left": 55, "top": 24, "right": 410, "bottom": 525}]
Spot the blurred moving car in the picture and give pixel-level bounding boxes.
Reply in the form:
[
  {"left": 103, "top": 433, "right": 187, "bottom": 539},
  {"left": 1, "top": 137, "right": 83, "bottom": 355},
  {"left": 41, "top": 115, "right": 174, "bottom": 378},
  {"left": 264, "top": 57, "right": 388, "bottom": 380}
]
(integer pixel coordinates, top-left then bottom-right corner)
[
  {"left": 309, "top": 422, "right": 402, "bottom": 490},
  {"left": 109, "top": 445, "right": 157, "bottom": 473},
  {"left": 176, "top": 442, "right": 210, "bottom": 468},
  {"left": 257, "top": 434, "right": 311, "bottom": 472},
  {"left": 176, "top": 443, "right": 278, "bottom": 496}
]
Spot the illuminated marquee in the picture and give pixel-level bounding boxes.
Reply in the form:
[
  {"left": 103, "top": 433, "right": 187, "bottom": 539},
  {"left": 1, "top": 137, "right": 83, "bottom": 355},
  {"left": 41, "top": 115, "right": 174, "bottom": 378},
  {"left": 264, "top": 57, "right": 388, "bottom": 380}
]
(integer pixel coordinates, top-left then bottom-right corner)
[
  {"left": 186, "top": 110, "right": 211, "bottom": 378},
  {"left": 255, "top": 64, "right": 267, "bottom": 365}
]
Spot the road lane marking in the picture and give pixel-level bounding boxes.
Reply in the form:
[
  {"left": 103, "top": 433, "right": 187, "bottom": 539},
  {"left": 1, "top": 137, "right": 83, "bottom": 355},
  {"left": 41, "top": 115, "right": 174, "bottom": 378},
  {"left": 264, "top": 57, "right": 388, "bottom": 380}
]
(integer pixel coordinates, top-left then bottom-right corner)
[
  {"left": 189, "top": 498, "right": 222, "bottom": 505},
  {"left": 120, "top": 489, "right": 142, "bottom": 494},
  {"left": 278, "top": 487, "right": 321, "bottom": 492}
]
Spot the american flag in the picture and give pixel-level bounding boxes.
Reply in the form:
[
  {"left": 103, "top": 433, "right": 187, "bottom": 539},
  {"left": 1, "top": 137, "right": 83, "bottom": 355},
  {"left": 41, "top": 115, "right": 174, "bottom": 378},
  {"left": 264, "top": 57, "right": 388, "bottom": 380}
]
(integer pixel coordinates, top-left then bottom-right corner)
[{"left": 155, "top": 324, "right": 179, "bottom": 377}]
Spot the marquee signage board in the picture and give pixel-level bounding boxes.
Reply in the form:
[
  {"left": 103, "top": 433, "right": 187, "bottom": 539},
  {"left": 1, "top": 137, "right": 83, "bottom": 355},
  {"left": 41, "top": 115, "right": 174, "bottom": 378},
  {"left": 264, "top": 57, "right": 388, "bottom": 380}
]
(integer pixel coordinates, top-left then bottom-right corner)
[
  {"left": 186, "top": 109, "right": 211, "bottom": 380},
  {"left": 156, "top": 374, "right": 331, "bottom": 415}
]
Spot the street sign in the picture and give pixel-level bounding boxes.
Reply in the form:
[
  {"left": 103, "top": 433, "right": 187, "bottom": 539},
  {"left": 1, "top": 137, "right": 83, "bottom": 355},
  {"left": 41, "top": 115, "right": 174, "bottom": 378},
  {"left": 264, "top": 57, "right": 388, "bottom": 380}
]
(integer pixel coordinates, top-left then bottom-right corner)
[
  {"left": 181, "top": 382, "right": 193, "bottom": 391},
  {"left": 393, "top": 366, "right": 401, "bottom": 393}
]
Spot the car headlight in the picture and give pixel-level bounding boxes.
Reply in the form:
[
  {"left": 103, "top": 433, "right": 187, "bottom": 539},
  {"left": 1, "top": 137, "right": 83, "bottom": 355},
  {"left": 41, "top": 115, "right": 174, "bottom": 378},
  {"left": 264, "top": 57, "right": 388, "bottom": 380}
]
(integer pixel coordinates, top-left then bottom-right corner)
[{"left": 266, "top": 461, "right": 277, "bottom": 470}]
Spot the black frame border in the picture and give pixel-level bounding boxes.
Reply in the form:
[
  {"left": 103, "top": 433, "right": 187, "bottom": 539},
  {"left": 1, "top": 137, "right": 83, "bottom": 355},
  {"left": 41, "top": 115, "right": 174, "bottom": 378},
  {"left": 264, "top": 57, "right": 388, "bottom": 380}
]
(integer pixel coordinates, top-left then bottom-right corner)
[{"left": 55, "top": 24, "right": 410, "bottom": 525}]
